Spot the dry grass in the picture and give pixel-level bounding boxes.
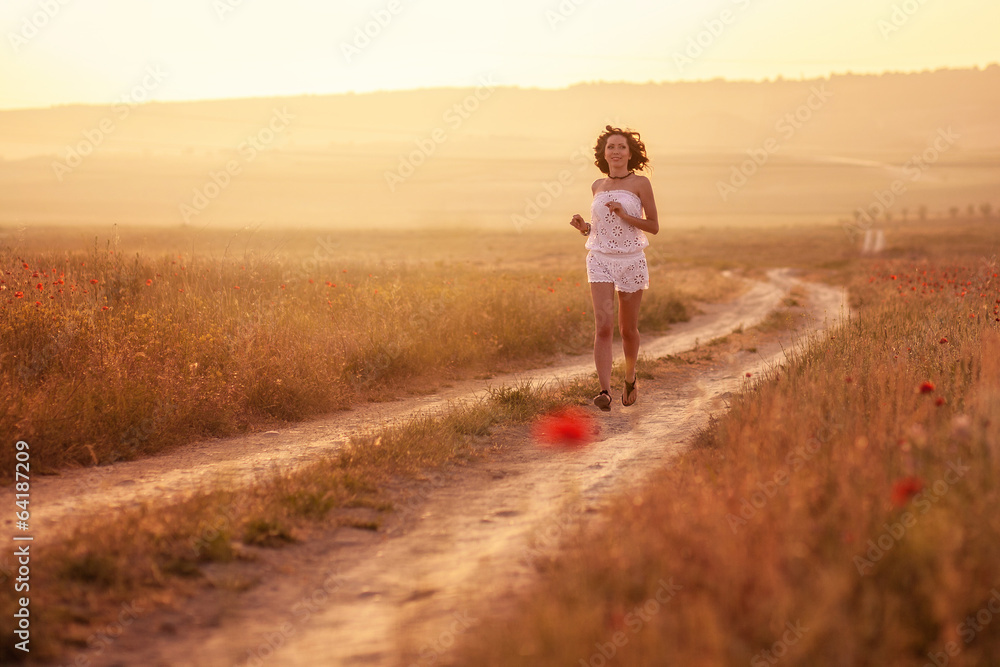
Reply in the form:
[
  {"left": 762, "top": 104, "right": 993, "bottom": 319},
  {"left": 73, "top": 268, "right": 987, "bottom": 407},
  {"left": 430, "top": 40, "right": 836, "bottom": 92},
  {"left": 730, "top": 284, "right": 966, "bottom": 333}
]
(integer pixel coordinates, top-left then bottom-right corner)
[
  {"left": 0, "top": 227, "right": 712, "bottom": 478},
  {"left": 0, "top": 374, "right": 600, "bottom": 663},
  {"left": 6, "top": 220, "right": 996, "bottom": 663},
  {"left": 456, "top": 248, "right": 1000, "bottom": 665}
]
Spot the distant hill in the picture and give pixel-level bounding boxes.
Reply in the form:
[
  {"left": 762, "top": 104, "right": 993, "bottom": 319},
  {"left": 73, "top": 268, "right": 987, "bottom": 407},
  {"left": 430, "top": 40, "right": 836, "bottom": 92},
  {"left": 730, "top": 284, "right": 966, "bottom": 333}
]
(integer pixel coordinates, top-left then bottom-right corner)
[{"left": 1, "top": 66, "right": 998, "bottom": 230}]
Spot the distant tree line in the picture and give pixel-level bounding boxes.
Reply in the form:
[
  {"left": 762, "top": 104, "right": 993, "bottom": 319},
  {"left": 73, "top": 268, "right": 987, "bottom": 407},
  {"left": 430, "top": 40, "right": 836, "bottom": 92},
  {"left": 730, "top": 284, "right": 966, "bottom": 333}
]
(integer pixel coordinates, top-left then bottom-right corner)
[{"left": 851, "top": 202, "right": 995, "bottom": 224}]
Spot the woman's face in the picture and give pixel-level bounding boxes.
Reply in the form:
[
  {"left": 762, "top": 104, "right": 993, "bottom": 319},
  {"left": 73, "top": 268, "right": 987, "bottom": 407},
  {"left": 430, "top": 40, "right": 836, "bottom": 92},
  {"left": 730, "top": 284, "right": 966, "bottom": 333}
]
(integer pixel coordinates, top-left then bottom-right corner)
[{"left": 604, "top": 134, "right": 631, "bottom": 171}]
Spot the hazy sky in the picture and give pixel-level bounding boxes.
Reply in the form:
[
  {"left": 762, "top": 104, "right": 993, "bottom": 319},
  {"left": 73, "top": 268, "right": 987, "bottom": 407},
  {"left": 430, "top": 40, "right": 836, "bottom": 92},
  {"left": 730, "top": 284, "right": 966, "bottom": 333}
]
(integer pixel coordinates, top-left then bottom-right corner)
[{"left": 1, "top": 0, "right": 997, "bottom": 109}]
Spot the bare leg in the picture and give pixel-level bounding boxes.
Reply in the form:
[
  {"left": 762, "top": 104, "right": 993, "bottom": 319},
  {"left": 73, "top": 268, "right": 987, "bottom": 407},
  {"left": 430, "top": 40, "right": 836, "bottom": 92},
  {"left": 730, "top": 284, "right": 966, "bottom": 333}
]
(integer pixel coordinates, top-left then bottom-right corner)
[
  {"left": 617, "top": 288, "right": 643, "bottom": 384},
  {"left": 590, "top": 282, "right": 616, "bottom": 393}
]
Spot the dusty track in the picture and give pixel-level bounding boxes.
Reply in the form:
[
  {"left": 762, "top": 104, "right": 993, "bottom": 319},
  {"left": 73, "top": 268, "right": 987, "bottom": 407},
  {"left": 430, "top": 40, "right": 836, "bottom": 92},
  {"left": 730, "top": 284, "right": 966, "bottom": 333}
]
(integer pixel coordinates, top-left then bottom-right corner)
[{"left": 34, "top": 269, "right": 847, "bottom": 667}]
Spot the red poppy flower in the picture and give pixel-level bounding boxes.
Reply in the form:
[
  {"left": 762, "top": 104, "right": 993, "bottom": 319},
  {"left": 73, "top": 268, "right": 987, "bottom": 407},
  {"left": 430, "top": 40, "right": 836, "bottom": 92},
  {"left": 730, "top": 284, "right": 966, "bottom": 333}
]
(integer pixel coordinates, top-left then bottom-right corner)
[
  {"left": 919, "top": 381, "right": 935, "bottom": 394},
  {"left": 14, "top": 291, "right": 23, "bottom": 298},
  {"left": 935, "top": 397, "right": 946, "bottom": 407},
  {"left": 532, "top": 407, "right": 598, "bottom": 450},
  {"left": 36, "top": 283, "right": 43, "bottom": 290},
  {"left": 890, "top": 476, "right": 924, "bottom": 507},
  {"left": 90, "top": 278, "right": 98, "bottom": 284},
  {"left": 939, "top": 337, "right": 948, "bottom": 344}
]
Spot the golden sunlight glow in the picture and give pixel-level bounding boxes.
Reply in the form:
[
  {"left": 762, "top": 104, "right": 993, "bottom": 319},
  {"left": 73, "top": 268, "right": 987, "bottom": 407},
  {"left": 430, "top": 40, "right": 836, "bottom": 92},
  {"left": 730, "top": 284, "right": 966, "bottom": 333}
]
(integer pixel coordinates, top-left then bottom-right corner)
[{"left": 1, "top": 0, "right": 997, "bottom": 109}]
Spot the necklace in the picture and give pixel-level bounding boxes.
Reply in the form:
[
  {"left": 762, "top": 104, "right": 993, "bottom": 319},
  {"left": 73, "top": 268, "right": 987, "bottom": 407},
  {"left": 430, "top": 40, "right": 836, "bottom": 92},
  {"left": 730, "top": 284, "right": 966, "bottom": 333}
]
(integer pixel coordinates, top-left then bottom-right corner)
[{"left": 608, "top": 171, "right": 633, "bottom": 180}]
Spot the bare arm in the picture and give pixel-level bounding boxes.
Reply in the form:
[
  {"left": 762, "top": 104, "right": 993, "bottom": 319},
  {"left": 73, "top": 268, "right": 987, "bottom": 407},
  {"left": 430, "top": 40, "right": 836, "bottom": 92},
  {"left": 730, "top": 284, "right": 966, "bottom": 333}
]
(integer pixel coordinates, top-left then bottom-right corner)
[
  {"left": 630, "top": 177, "right": 658, "bottom": 235},
  {"left": 568, "top": 178, "right": 608, "bottom": 235}
]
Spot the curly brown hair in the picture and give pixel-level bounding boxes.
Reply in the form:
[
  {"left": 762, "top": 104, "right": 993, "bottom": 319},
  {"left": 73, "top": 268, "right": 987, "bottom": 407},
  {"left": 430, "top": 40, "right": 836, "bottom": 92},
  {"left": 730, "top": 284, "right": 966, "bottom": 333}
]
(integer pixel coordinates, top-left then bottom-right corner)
[{"left": 593, "top": 125, "right": 650, "bottom": 174}]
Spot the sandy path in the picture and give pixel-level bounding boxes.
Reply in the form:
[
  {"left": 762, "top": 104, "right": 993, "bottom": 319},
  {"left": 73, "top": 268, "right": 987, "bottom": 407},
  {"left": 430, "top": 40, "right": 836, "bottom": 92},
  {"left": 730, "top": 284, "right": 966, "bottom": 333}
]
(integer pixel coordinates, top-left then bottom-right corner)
[
  {"left": 36, "top": 269, "right": 847, "bottom": 667},
  {"left": 20, "top": 268, "right": 802, "bottom": 536}
]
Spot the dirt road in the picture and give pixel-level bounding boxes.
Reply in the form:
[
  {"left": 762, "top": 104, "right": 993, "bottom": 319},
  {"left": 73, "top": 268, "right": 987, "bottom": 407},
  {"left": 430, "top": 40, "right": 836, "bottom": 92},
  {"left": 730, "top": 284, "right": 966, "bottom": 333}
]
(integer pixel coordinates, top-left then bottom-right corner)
[{"left": 36, "top": 269, "right": 847, "bottom": 667}]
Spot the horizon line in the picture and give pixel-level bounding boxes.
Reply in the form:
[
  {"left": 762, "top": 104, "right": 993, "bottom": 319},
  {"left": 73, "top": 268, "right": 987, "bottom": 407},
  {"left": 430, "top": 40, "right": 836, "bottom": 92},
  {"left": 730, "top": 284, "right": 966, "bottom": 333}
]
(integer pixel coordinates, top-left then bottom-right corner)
[{"left": 2, "top": 62, "right": 998, "bottom": 113}]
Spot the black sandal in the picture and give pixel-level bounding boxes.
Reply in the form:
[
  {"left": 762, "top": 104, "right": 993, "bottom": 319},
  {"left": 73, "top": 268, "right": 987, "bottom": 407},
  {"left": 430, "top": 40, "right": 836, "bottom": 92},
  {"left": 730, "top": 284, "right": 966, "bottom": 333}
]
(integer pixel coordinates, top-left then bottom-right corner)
[
  {"left": 593, "top": 389, "right": 612, "bottom": 411},
  {"left": 622, "top": 377, "right": 637, "bottom": 406}
]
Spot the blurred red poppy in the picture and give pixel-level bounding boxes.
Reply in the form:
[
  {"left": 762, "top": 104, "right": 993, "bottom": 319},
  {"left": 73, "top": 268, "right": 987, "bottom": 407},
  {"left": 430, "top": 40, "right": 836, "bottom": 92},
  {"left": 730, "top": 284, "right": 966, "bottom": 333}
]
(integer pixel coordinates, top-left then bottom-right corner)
[
  {"left": 919, "top": 381, "right": 935, "bottom": 394},
  {"left": 890, "top": 476, "right": 924, "bottom": 508},
  {"left": 532, "top": 407, "right": 598, "bottom": 450}
]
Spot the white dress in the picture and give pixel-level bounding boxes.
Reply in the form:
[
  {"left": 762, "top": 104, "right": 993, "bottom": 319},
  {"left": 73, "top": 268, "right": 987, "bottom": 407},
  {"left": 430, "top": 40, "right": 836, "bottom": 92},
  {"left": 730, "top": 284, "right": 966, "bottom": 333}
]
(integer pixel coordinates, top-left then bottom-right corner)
[{"left": 585, "top": 189, "right": 650, "bottom": 292}]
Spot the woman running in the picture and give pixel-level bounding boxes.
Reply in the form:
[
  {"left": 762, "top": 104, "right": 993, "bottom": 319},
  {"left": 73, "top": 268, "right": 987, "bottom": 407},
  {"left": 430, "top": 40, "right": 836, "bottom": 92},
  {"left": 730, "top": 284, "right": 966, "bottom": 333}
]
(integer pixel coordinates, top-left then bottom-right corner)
[{"left": 570, "top": 125, "right": 658, "bottom": 411}]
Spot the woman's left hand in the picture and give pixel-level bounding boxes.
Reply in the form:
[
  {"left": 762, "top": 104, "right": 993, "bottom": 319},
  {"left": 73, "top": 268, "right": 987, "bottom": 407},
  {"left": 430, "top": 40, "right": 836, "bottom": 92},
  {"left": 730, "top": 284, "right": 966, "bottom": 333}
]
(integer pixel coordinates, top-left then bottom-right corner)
[{"left": 605, "top": 201, "right": 626, "bottom": 218}]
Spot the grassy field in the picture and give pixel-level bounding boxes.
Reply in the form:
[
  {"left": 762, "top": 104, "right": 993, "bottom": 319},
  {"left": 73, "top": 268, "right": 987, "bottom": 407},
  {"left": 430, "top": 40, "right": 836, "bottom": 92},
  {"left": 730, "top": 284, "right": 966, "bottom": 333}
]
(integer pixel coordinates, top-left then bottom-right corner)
[
  {"left": 0, "top": 377, "right": 592, "bottom": 662},
  {"left": 455, "top": 229, "right": 1000, "bottom": 666},
  {"left": 4, "top": 220, "right": 995, "bottom": 664},
  {"left": 1, "top": 225, "right": 736, "bottom": 479}
]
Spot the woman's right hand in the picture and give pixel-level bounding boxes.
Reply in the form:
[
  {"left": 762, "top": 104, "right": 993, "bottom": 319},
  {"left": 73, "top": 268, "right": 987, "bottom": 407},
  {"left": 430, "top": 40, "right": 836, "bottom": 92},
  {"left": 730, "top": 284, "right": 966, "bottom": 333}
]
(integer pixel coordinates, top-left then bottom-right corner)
[{"left": 570, "top": 214, "right": 588, "bottom": 235}]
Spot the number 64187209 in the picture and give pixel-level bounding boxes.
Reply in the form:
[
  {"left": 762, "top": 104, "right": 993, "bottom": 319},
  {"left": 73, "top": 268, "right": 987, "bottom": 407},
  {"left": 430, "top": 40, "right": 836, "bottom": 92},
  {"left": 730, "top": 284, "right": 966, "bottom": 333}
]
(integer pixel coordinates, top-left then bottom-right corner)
[{"left": 15, "top": 440, "right": 30, "bottom": 492}]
